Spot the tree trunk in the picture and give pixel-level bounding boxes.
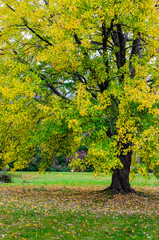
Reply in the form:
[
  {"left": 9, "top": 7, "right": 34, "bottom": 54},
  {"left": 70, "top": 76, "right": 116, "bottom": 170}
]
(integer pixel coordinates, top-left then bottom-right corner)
[{"left": 106, "top": 150, "right": 135, "bottom": 193}]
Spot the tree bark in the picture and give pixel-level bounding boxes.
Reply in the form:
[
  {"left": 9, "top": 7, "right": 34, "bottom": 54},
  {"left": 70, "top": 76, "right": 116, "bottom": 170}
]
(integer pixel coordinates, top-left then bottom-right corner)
[{"left": 105, "top": 150, "right": 135, "bottom": 193}]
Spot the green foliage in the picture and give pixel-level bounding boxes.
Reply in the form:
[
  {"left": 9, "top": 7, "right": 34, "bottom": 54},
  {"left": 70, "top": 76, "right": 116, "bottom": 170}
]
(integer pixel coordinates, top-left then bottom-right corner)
[
  {"left": 154, "top": 164, "right": 159, "bottom": 178},
  {"left": 77, "top": 146, "right": 88, "bottom": 152},
  {"left": 0, "top": 0, "right": 158, "bottom": 180},
  {"left": 68, "top": 153, "right": 86, "bottom": 172},
  {"left": 23, "top": 155, "right": 42, "bottom": 172},
  {"left": 8, "top": 148, "right": 43, "bottom": 172},
  {"left": 131, "top": 166, "right": 139, "bottom": 174}
]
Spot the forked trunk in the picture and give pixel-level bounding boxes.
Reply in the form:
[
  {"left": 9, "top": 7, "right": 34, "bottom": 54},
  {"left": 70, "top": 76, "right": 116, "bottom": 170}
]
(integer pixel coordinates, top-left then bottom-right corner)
[{"left": 107, "top": 150, "right": 135, "bottom": 193}]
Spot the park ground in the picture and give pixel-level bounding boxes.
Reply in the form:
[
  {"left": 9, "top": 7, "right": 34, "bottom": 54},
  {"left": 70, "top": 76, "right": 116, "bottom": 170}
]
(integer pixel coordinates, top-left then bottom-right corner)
[{"left": 0, "top": 172, "right": 159, "bottom": 239}]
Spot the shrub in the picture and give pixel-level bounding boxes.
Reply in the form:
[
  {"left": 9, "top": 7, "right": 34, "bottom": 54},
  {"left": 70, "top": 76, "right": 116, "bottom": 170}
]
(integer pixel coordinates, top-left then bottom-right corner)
[
  {"left": 50, "top": 155, "right": 69, "bottom": 172},
  {"left": 68, "top": 153, "right": 86, "bottom": 172},
  {"left": 154, "top": 164, "right": 159, "bottom": 178},
  {"left": 0, "top": 172, "right": 12, "bottom": 183}
]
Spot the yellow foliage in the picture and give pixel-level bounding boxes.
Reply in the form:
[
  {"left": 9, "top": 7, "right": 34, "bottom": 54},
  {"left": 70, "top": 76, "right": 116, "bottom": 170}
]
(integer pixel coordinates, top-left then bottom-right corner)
[{"left": 0, "top": 0, "right": 158, "bottom": 176}]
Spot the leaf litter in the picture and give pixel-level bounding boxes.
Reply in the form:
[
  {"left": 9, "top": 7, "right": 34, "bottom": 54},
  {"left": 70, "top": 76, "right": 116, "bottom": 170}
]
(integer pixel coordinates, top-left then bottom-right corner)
[{"left": 0, "top": 185, "right": 158, "bottom": 239}]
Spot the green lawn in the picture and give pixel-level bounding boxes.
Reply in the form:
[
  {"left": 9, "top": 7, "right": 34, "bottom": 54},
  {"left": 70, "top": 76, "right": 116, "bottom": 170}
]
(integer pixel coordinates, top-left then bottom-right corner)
[
  {"left": 0, "top": 172, "right": 159, "bottom": 239},
  {"left": 8, "top": 171, "right": 159, "bottom": 187}
]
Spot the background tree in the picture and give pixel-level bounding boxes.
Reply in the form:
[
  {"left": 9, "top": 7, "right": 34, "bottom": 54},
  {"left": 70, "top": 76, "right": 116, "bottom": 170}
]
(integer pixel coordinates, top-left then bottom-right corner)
[{"left": 0, "top": 0, "right": 158, "bottom": 192}]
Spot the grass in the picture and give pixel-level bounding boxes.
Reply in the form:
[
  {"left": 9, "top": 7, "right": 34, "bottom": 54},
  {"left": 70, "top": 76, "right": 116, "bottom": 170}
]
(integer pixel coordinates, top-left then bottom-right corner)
[
  {"left": 7, "top": 172, "right": 111, "bottom": 187},
  {"left": 5, "top": 171, "right": 159, "bottom": 187},
  {"left": 0, "top": 172, "right": 159, "bottom": 239}
]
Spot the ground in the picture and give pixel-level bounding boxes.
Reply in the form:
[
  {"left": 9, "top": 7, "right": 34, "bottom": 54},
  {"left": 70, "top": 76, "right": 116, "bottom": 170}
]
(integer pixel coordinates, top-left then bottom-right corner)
[{"left": 0, "top": 172, "right": 159, "bottom": 239}]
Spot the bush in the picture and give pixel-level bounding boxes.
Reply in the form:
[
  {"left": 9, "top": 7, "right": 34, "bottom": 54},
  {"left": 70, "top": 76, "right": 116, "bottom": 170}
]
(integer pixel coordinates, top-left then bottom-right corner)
[
  {"left": 77, "top": 146, "right": 88, "bottom": 152},
  {"left": 50, "top": 165, "right": 69, "bottom": 172},
  {"left": 68, "top": 146, "right": 94, "bottom": 172},
  {"left": 68, "top": 153, "right": 86, "bottom": 172},
  {"left": 0, "top": 172, "right": 12, "bottom": 183},
  {"left": 50, "top": 155, "right": 69, "bottom": 172},
  {"left": 154, "top": 164, "right": 159, "bottom": 178}
]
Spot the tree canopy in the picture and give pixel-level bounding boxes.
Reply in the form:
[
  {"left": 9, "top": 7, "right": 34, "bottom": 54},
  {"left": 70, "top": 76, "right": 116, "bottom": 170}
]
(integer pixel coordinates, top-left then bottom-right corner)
[{"left": 0, "top": 0, "right": 159, "bottom": 191}]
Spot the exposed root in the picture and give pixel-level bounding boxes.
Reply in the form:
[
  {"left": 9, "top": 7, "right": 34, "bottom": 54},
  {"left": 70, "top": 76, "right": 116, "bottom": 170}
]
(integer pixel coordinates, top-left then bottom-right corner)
[{"left": 99, "top": 185, "right": 136, "bottom": 194}]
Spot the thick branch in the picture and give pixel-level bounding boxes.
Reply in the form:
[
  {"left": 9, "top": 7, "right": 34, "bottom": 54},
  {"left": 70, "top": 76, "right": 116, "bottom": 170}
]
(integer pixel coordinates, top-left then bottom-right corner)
[
  {"left": 111, "top": 24, "right": 126, "bottom": 70},
  {"left": 102, "top": 19, "right": 114, "bottom": 54},
  {"left": 74, "top": 34, "right": 82, "bottom": 45},
  {"left": 129, "top": 36, "right": 142, "bottom": 79},
  {"left": 125, "top": 43, "right": 147, "bottom": 50},
  {"left": 97, "top": 21, "right": 114, "bottom": 92},
  {"left": 91, "top": 41, "right": 102, "bottom": 45}
]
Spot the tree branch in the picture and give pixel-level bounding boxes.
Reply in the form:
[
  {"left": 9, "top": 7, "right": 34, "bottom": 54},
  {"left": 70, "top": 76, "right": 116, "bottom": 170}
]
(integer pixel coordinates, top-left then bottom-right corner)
[
  {"left": 111, "top": 24, "right": 126, "bottom": 71},
  {"left": 91, "top": 41, "right": 102, "bottom": 45},
  {"left": 125, "top": 43, "right": 148, "bottom": 50},
  {"left": 129, "top": 36, "right": 142, "bottom": 79},
  {"left": 40, "top": 74, "right": 70, "bottom": 101},
  {"left": 6, "top": 4, "right": 15, "bottom": 12},
  {"left": 74, "top": 34, "right": 82, "bottom": 45},
  {"left": 22, "top": 18, "right": 53, "bottom": 46},
  {"left": 46, "top": 82, "right": 70, "bottom": 101},
  {"left": 44, "top": 0, "right": 49, "bottom": 6},
  {"left": 73, "top": 72, "right": 87, "bottom": 84},
  {"left": 73, "top": 72, "right": 97, "bottom": 98}
]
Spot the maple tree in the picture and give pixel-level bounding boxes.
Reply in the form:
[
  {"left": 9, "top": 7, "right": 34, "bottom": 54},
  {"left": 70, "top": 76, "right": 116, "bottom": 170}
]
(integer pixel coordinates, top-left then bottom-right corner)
[{"left": 0, "top": 0, "right": 159, "bottom": 192}]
